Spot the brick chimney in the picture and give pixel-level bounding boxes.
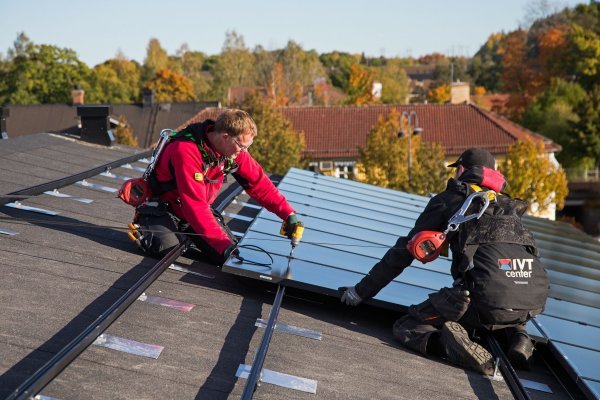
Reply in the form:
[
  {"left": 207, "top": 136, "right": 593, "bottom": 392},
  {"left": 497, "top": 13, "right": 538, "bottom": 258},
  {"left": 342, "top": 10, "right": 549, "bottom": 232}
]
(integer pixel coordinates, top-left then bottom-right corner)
[
  {"left": 72, "top": 84, "right": 85, "bottom": 105},
  {"left": 451, "top": 82, "right": 470, "bottom": 104},
  {"left": 77, "top": 105, "right": 114, "bottom": 146},
  {"left": 0, "top": 107, "right": 9, "bottom": 139}
]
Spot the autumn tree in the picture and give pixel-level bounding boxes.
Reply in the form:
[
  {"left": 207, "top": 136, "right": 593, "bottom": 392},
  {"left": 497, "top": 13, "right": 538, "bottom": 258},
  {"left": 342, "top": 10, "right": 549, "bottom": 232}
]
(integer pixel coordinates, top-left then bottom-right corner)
[
  {"left": 469, "top": 33, "right": 506, "bottom": 92},
  {"left": 499, "top": 139, "right": 568, "bottom": 215},
  {"left": 113, "top": 115, "right": 138, "bottom": 147},
  {"left": 172, "top": 44, "right": 212, "bottom": 100},
  {"left": 567, "top": 84, "right": 600, "bottom": 170},
  {"left": 345, "top": 63, "right": 377, "bottom": 105},
  {"left": 144, "top": 68, "right": 196, "bottom": 102},
  {"left": 427, "top": 83, "right": 451, "bottom": 104},
  {"left": 319, "top": 51, "right": 360, "bottom": 91},
  {"left": 356, "top": 110, "right": 448, "bottom": 195},
  {"left": 241, "top": 93, "right": 306, "bottom": 174},
  {"left": 279, "top": 40, "right": 326, "bottom": 103},
  {"left": 142, "top": 38, "right": 169, "bottom": 82}
]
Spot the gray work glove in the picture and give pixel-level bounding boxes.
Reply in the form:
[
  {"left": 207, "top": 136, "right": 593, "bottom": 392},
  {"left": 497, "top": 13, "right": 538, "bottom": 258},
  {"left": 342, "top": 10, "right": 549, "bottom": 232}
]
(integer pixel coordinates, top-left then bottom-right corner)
[{"left": 340, "top": 286, "right": 362, "bottom": 306}]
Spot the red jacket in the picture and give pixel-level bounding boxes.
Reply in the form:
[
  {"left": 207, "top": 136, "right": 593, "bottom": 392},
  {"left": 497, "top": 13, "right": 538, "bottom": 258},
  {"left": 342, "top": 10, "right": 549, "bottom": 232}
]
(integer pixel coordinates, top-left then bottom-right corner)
[{"left": 153, "top": 134, "right": 295, "bottom": 255}]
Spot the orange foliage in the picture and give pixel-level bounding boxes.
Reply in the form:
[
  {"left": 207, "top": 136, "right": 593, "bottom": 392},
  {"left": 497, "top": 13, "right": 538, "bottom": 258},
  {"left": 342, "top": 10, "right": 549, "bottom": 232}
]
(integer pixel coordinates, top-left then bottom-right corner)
[
  {"left": 427, "top": 84, "right": 450, "bottom": 104},
  {"left": 144, "top": 68, "right": 196, "bottom": 102}
]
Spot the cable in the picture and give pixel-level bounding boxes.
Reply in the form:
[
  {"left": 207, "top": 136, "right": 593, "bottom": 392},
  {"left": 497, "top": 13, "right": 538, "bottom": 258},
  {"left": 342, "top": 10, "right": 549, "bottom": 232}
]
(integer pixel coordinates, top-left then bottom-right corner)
[{"left": 232, "top": 244, "right": 274, "bottom": 268}]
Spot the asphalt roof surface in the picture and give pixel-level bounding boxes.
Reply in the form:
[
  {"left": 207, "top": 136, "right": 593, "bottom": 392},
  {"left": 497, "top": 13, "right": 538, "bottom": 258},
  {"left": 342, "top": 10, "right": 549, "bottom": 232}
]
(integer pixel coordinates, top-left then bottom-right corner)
[{"left": 0, "top": 133, "right": 581, "bottom": 400}]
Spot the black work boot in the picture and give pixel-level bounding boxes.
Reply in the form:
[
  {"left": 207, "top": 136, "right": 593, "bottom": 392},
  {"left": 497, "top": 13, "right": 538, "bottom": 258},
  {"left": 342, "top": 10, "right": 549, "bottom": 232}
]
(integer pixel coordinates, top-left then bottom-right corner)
[
  {"left": 441, "top": 321, "right": 494, "bottom": 375},
  {"left": 507, "top": 332, "right": 534, "bottom": 370}
]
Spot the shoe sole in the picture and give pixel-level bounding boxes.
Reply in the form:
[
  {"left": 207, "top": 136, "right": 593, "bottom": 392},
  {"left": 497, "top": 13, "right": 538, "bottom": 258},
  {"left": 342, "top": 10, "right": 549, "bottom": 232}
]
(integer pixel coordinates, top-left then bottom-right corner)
[{"left": 442, "top": 322, "right": 494, "bottom": 375}]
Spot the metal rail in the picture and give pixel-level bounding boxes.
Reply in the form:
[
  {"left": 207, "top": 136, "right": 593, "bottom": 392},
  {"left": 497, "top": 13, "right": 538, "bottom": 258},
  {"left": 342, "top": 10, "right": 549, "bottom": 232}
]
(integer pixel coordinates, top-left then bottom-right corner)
[
  {"left": 0, "top": 150, "right": 152, "bottom": 206},
  {"left": 241, "top": 284, "right": 286, "bottom": 400},
  {"left": 5, "top": 172, "right": 243, "bottom": 400},
  {"left": 485, "top": 334, "right": 532, "bottom": 400}
]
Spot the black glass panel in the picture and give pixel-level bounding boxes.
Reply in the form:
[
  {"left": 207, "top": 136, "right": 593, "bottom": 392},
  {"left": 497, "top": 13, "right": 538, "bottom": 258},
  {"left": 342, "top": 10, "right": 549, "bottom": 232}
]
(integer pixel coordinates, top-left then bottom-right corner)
[
  {"left": 552, "top": 342, "right": 599, "bottom": 380},
  {"left": 535, "top": 315, "right": 600, "bottom": 351}
]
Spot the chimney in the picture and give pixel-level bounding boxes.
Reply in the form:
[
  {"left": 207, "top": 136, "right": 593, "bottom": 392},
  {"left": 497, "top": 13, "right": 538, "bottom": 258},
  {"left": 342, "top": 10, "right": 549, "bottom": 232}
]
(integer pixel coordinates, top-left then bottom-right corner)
[
  {"left": 451, "top": 82, "right": 470, "bottom": 104},
  {"left": 0, "top": 107, "right": 9, "bottom": 139},
  {"left": 77, "top": 105, "right": 114, "bottom": 146},
  {"left": 142, "top": 88, "right": 154, "bottom": 108},
  {"left": 72, "top": 84, "right": 85, "bottom": 105}
]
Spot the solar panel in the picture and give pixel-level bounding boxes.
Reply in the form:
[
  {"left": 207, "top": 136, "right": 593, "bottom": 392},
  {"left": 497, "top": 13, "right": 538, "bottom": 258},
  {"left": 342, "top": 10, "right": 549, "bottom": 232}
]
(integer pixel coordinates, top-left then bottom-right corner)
[{"left": 223, "top": 168, "right": 600, "bottom": 396}]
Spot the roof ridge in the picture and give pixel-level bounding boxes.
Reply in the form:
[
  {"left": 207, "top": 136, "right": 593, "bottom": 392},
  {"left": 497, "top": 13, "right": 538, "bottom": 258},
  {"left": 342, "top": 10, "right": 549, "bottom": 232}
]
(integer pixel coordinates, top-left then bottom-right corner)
[{"left": 468, "top": 103, "right": 520, "bottom": 142}]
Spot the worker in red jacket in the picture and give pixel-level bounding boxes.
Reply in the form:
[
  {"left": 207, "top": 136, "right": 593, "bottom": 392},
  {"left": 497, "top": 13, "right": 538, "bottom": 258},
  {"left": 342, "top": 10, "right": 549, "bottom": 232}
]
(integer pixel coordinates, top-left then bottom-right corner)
[{"left": 135, "top": 109, "right": 301, "bottom": 264}]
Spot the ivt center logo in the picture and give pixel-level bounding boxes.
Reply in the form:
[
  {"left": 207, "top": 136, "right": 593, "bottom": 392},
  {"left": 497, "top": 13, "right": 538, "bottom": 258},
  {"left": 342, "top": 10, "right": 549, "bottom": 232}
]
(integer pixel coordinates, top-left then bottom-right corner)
[{"left": 498, "top": 258, "right": 534, "bottom": 279}]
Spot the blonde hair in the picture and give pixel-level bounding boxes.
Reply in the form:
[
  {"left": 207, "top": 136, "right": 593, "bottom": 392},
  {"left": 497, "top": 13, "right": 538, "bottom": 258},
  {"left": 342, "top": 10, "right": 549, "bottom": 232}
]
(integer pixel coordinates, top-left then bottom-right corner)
[{"left": 214, "top": 109, "right": 257, "bottom": 138}]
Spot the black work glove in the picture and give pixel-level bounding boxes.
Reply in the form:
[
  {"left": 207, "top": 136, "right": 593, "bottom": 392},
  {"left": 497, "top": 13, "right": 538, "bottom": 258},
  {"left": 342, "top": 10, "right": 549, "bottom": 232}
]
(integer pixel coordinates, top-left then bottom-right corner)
[
  {"left": 339, "top": 286, "right": 363, "bottom": 306},
  {"left": 223, "top": 244, "right": 240, "bottom": 260}
]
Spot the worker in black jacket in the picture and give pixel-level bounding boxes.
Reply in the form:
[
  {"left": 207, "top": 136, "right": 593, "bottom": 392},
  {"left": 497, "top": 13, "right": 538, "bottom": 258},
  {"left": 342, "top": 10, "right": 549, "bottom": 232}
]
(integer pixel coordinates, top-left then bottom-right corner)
[{"left": 340, "top": 148, "right": 549, "bottom": 374}]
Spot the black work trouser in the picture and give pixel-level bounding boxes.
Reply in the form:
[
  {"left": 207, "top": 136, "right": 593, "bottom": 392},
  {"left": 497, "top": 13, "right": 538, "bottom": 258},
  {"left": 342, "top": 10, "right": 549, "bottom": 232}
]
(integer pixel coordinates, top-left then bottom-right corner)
[
  {"left": 135, "top": 204, "right": 236, "bottom": 265},
  {"left": 392, "top": 287, "right": 528, "bottom": 356}
]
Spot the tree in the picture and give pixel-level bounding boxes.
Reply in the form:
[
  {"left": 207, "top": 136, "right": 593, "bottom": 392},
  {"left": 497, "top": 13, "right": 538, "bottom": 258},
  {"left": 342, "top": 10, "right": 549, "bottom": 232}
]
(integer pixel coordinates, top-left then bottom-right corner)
[
  {"left": 345, "top": 63, "right": 377, "bottom": 105},
  {"left": 211, "top": 31, "right": 255, "bottom": 102},
  {"left": 427, "top": 83, "right": 451, "bottom": 104},
  {"left": 375, "top": 59, "right": 410, "bottom": 104},
  {"left": 143, "top": 38, "right": 168, "bottom": 82},
  {"left": 172, "top": 44, "right": 212, "bottom": 100},
  {"left": 1, "top": 37, "right": 91, "bottom": 104},
  {"left": 469, "top": 33, "right": 506, "bottom": 92},
  {"left": 520, "top": 78, "right": 587, "bottom": 167},
  {"left": 144, "top": 68, "right": 196, "bottom": 102},
  {"left": 499, "top": 139, "right": 568, "bottom": 214},
  {"left": 355, "top": 110, "right": 448, "bottom": 195},
  {"left": 279, "top": 40, "right": 326, "bottom": 103},
  {"left": 113, "top": 115, "right": 138, "bottom": 147},
  {"left": 567, "top": 84, "right": 600, "bottom": 169},
  {"left": 241, "top": 93, "right": 306, "bottom": 174},
  {"left": 319, "top": 51, "right": 360, "bottom": 91},
  {"left": 90, "top": 54, "right": 141, "bottom": 103}
]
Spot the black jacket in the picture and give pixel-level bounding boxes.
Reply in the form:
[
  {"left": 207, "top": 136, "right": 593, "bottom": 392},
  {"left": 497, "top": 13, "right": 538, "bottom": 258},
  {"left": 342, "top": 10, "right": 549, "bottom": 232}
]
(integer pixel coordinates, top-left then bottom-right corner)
[{"left": 355, "top": 167, "right": 548, "bottom": 313}]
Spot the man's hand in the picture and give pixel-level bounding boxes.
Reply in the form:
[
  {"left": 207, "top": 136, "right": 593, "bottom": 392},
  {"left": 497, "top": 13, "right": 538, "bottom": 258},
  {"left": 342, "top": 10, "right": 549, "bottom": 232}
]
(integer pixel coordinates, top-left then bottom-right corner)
[
  {"left": 281, "top": 213, "right": 303, "bottom": 242},
  {"left": 340, "top": 286, "right": 362, "bottom": 306}
]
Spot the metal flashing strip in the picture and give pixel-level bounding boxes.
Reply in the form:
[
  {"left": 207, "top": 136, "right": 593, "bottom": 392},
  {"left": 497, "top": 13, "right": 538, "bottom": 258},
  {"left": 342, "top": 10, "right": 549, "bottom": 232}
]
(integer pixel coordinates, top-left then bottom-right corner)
[
  {"left": 231, "top": 231, "right": 244, "bottom": 238},
  {"left": 168, "top": 264, "right": 215, "bottom": 279},
  {"left": 137, "top": 293, "right": 195, "bottom": 312},
  {"left": 92, "top": 333, "right": 163, "bottom": 359},
  {"left": 99, "top": 171, "right": 131, "bottom": 181},
  {"left": 520, "top": 379, "right": 553, "bottom": 393},
  {"left": 235, "top": 201, "right": 263, "bottom": 210},
  {"left": 137, "top": 158, "right": 150, "bottom": 164},
  {"left": 34, "top": 395, "right": 60, "bottom": 400},
  {"left": 255, "top": 318, "right": 322, "bottom": 340},
  {"left": 4, "top": 202, "right": 59, "bottom": 216},
  {"left": 43, "top": 189, "right": 93, "bottom": 204},
  {"left": 121, "top": 163, "right": 147, "bottom": 173},
  {"left": 236, "top": 364, "right": 317, "bottom": 394},
  {"left": 76, "top": 180, "right": 118, "bottom": 193},
  {"left": 0, "top": 228, "right": 19, "bottom": 236},
  {"left": 224, "top": 212, "right": 254, "bottom": 222}
]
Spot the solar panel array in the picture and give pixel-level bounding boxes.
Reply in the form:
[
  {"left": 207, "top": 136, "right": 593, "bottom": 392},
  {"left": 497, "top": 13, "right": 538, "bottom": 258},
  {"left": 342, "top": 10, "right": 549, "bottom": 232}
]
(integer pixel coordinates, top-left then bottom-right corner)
[{"left": 223, "top": 168, "right": 600, "bottom": 399}]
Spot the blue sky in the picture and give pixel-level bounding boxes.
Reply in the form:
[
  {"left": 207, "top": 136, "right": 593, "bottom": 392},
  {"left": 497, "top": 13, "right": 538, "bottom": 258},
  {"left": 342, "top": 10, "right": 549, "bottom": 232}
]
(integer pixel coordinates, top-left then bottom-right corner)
[{"left": 0, "top": 0, "right": 586, "bottom": 67}]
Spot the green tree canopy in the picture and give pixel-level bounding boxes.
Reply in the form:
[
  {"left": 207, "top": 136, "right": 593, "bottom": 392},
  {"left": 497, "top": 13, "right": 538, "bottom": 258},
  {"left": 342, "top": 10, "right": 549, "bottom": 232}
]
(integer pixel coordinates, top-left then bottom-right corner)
[
  {"left": 499, "top": 139, "right": 568, "bottom": 214},
  {"left": 142, "top": 38, "right": 168, "bottom": 82},
  {"left": 211, "top": 31, "right": 255, "bottom": 103},
  {"left": 89, "top": 54, "right": 141, "bottom": 103},
  {"left": 375, "top": 59, "right": 410, "bottom": 104},
  {"left": 355, "top": 109, "right": 448, "bottom": 195},
  {"left": 241, "top": 93, "right": 306, "bottom": 174},
  {"left": 1, "top": 33, "right": 91, "bottom": 104}
]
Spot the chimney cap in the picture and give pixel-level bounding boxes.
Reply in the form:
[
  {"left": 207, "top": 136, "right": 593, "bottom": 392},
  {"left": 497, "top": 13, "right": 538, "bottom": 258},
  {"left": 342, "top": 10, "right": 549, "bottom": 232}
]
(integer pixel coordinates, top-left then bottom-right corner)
[{"left": 77, "top": 105, "right": 112, "bottom": 117}]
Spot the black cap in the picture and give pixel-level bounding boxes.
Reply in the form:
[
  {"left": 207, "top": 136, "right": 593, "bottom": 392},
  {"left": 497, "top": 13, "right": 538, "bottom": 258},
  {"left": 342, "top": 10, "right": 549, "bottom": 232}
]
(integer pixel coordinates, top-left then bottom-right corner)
[{"left": 448, "top": 147, "right": 496, "bottom": 169}]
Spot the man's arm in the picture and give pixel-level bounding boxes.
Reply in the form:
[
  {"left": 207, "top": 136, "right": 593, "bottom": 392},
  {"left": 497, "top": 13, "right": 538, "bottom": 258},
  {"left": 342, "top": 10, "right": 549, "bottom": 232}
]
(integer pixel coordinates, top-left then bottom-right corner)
[{"left": 350, "top": 194, "right": 450, "bottom": 301}]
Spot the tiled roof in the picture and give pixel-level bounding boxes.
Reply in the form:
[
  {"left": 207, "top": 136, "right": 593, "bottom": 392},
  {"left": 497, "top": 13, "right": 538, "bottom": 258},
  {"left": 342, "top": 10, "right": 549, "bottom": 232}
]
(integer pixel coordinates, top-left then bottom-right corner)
[{"left": 181, "top": 104, "right": 560, "bottom": 160}]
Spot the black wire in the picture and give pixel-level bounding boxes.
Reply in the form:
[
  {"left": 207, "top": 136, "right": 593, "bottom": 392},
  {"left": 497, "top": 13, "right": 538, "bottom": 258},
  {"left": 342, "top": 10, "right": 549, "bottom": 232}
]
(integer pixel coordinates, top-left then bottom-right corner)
[{"left": 232, "top": 244, "right": 274, "bottom": 268}]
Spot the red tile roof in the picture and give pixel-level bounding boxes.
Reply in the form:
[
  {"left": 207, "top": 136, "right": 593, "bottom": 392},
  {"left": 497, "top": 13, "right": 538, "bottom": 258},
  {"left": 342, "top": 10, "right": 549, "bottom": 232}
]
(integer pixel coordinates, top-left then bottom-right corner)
[{"left": 180, "top": 104, "right": 560, "bottom": 160}]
